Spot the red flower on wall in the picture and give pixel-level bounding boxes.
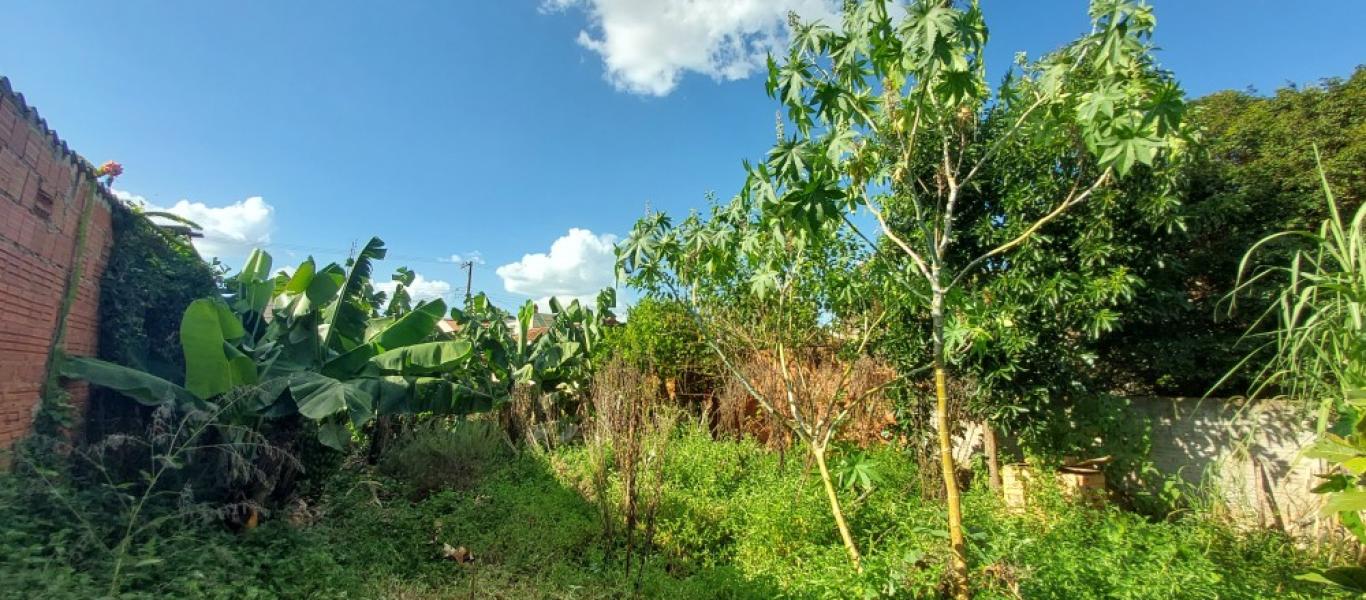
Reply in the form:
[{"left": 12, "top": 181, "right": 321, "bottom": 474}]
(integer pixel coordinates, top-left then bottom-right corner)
[{"left": 96, "top": 160, "right": 123, "bottom": 185}]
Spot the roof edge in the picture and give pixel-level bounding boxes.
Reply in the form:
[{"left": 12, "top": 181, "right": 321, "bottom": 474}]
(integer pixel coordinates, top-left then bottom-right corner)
[{"left": 0, "top": 75, "right": 126, "bottom": 212}]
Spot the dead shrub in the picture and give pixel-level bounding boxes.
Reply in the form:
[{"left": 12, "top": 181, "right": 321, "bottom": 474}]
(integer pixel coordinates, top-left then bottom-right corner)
[
  {"left": 587, "top": 357, "right": 681, "bottom": 585},
  {"left": 716, "top": 349, "right": 896, "bottom": 449}
]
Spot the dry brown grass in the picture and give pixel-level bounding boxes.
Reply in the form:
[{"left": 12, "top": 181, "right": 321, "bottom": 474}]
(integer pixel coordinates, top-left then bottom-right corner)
[{"left": 715, "top": 348, "right": 896, "bottom": 449}]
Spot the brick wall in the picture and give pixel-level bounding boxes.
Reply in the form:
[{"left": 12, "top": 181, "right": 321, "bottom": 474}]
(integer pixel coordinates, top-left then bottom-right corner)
[{"left": 0, "top": 77, "right": 117, "bottom": 450}]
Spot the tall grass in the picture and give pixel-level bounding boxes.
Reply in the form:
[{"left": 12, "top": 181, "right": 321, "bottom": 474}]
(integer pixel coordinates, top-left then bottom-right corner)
[{"left": 1225, "top": 146, "right": 1365, "bottom": 427}]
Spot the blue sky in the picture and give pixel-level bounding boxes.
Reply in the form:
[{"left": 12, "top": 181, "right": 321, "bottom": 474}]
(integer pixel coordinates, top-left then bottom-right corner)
[{"left": 1, "top": 1, "right": 1362, "bottom": 310}]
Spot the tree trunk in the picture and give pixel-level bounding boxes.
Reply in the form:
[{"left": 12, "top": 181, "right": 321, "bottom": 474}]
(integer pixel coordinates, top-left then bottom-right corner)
[
  {"left": 932, "top": 293, "right": 969, "bottom": 599},
  {"left": 812, "top": 443, "right": 862, "bottom": 572},
  {"left": 984, "top": 423, "right": 1001, "bottom": 493}
]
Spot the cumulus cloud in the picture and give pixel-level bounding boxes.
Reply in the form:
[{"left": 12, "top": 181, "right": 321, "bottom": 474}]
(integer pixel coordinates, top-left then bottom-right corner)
[
  {"left": 497, "top": 228, "right": 617, "bottom": 309},
  {"left": 545, "top": 0, "right": 840, "bottom": 96},
  {"left": 375, "top": 273, "right": 454, "bottom": 304},
  {"left": 113, "top": 189, "right": 275, "bottom": 260},
  {"left": 439, "top": 251, "right": 485, "bottom": 265}
]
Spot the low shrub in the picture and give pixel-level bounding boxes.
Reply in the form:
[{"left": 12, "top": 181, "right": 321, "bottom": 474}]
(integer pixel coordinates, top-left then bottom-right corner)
[
  {"left": 378, "top": 418, "right": 510, "bottom": 497},
  {"left": 1, "top": 422, "right": 1338, "bottom": 598}
]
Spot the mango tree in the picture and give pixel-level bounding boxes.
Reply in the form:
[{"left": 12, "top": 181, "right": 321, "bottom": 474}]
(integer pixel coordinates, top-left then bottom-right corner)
[{"left": 652, "top": 1, "right": 1188, "bottom": 594}]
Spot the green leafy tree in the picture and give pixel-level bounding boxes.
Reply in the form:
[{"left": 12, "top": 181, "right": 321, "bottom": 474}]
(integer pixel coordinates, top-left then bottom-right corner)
[
  {"left": 622, "top": 191, "right": 888, "bottom": 570},
  {"left": 628, "top": 1, "right": 1189, "bottom": 594},
  {"left": 1101, "top": 67, "right": 1365, "bottom": 394},
  {"left": 614, "top": 297, "right": 716, "bottom": 396}
]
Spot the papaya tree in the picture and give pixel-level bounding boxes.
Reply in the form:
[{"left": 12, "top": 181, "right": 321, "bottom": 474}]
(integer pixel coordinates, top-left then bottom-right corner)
[
  {"left": 620, "top": 193, "right": 888, "bottom": 570},
  {"left": 627, "top": 1, "right": 1189, "bottom": 594}
]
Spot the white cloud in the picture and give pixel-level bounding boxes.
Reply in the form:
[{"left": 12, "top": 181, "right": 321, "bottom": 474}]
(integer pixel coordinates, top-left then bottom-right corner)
[
  {"left": 497, "top": 228, "right": 617, "bottom": 309},
  {"left": 545, "top": 0, "right": 840, "bottom": 96},
  {"left": 439, "top": 251, "right": 485, "bottom": 265},
  {"left": 375, "top": 273, "right": 454, "bottom": 304},
  {"left": 113, "top": 189, "right": 275, "bottom": 260}
]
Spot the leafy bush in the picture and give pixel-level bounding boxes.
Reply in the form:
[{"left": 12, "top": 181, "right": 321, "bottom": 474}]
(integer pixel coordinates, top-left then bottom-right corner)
[
  {"left": 378, "top": 419, "right": 510, "bottom": 497},
  {"left": 556, "top": 427, "right": 1331, "bottom": 599},
  {"left": 614, "top": 298, "right": 715, "bottom": 383},
  {"left": 3, "top": 424, "right": 1334, "bottom": 598}
]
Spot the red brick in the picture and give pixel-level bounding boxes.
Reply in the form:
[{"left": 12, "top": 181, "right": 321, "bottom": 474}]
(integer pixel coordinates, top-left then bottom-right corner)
[{"left": 0, "top": 86, "right": 116, "bottom": 451}]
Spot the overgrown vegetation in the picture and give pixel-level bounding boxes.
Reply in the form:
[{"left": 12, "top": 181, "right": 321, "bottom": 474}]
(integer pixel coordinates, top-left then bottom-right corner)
[
  {"left": 0, "top": 425, "right": 1332, "bottom": 599},
  {"left": 2, "top": 2, "right": 1363, "bottom": 598}
]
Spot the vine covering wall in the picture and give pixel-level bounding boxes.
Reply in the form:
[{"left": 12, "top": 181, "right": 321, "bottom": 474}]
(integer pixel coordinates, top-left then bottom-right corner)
[{"left": 85, "top": 207, "right": 217, "bottom": 436}]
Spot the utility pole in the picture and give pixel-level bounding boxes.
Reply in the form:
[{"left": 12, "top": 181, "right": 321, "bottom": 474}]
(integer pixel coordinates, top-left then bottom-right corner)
[{"left": 462, "top": 260, "right": 474, "bottom": 305}]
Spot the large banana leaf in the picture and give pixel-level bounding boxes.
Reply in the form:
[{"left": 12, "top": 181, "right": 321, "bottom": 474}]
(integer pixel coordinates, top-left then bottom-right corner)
[
  {"left": 370, "top": 340, "right": 473, "bottom": 375},
  {"left": 322, "top": 237, "right": 386, "bottom": 353},
  {"left": 275, "top": 258, "right": 318, "bottom": 321},
  {"left": 367, "top": 375, "right": 495, "bottom": 416},
  {"left": 234, "top": 249, "right": 275, "bottom": 315},
  {"left": 370, "top": 299, "right": 446, "bottom": 348},
  {"left": 58, "top": 354, "right": 196, "bottom": 406},
  {"left": 322, "top": 300, "right": 449, "bottom": 378},
  {"left": 307, "top": 263, "right": 346, "bottom": 306},
  {"left": 181, "top": 298, "right": 257, "bottom": 400},
  {"left": 289, "top": 372, "right": 374, "bottom": 429}
]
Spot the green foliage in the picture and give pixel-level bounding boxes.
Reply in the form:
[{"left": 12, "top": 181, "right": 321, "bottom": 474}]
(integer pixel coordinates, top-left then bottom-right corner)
[
  {"left": 615, "top": 298, "right": 714, "bottom": 380},
  {"left": 378, "top": 419, "right": 510, "bottom": 497},
  {"left": 1100, "top": 67, "right": 1366, "bottom": 394},
  {"left": 1229, "top": 151, "right": 1366, "bottom": 593},
  {"left": 1, "top": 425, "right": 1332, "bottom": 599},
  {"left": 832, "top": 449, "right": 884, "bottom": 494},
  {"left": 2, "top": 399, "right": 301, "bottom": 598},
  {"left": 557, "top": 427, "right": 1326, "bottom": 599},
  {"left": 626, "top": 2, "right": 1191, "bottom": 588},
  {"left": 64, "top": 241, "right": 524, "bottom": 450},
  {"left": 97, "top": 204, "right": 217, "bottom": 386}
]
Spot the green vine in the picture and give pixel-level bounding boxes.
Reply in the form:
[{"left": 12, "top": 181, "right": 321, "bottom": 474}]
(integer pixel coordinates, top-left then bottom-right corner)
[
  {"left": 87, "top": 196, "right": 216, "bottom": 432},
  {"left": 34, "top": 177, "right": 98, "bottom": 436}
]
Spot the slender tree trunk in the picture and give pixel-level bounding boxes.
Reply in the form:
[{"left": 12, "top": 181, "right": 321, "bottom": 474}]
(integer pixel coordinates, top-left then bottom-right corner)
[
  {"left": 984, "top": 423, "right": 1002, "bottom": 493},
  {"left": 932, "top": 293, "right": 969, "bottom": 599},
  {"left": 812, "top": 443, "right": 862, "bottom": 572}
]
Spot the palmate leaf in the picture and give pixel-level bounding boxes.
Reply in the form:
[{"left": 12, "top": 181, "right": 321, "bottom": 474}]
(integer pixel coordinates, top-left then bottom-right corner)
[
  {"left": 1321, "top": 489, "right": 1366, "bottom": 516},
  {"left": 1303, "top": 433, "right": 1366, "bottom": 465},
  {"left": 901, "top": 2, "right": 956, "bottom": 62},
  {"left": 58, "top": 353, "right": 196, "bottom": 406},
  {"left": 1098, "top": 131, "right": 1163, "bottom": 176}
]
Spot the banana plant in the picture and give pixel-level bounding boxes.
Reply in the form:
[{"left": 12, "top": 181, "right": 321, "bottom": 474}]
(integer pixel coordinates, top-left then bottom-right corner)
[
  {"left": 61, "top": 238, "right": 494, "bottom": 449},
  {"left": 511, "top": 289, "right": 617, "bottom": 402}
]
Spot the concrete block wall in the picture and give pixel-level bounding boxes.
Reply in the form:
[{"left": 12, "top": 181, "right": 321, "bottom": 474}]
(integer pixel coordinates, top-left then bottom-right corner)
[
  {"left": 1128, "top": 397, "right": 1324, "bottom": 535},
  {"left": 0, "top": 77, "right": 117, "bottom": 449}
]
